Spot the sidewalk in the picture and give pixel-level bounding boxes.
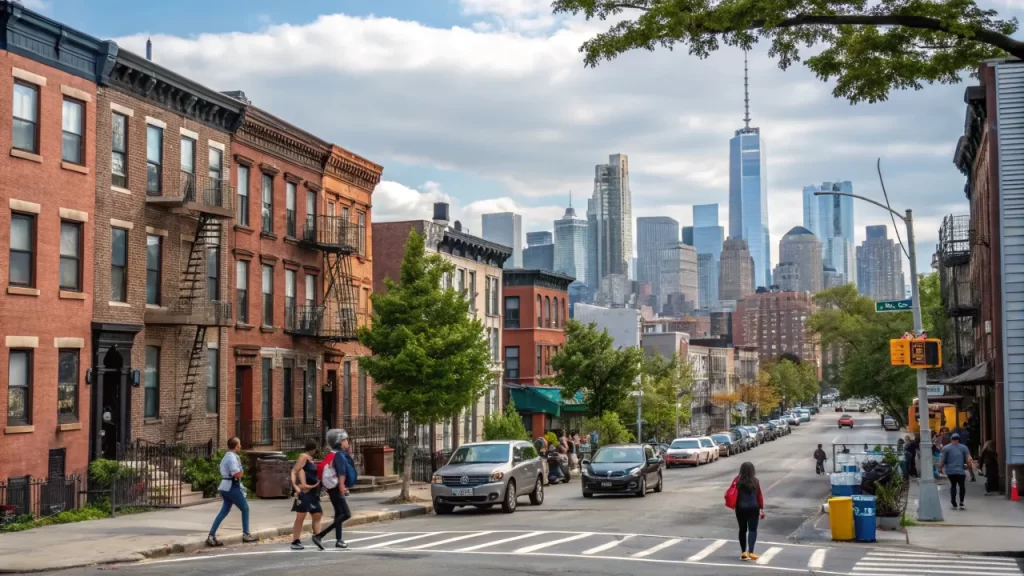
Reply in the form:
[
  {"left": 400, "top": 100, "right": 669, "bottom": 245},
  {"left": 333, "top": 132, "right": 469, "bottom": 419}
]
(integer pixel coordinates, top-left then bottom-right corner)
[
  {"left": 0, "top": 485, "right": 433, "bottom": 573},
  {"left": 904, "top": 475, "right": 1024, "bottom": 555}
]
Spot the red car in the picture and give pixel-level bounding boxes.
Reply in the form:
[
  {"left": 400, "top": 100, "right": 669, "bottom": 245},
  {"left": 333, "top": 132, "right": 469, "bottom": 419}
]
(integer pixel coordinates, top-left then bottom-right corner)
[
  {"left": 838, "top": 414, "right": 854, "bottom": 428},
  {"left": 834, "top": 405, "right": 843, "bottom": 412}
]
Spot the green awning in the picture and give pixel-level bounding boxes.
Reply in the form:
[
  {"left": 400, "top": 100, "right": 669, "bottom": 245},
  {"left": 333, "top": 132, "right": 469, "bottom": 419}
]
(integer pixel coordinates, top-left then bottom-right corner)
[{"left": 509, "top": 387, "right": 587, "bottom": 417}]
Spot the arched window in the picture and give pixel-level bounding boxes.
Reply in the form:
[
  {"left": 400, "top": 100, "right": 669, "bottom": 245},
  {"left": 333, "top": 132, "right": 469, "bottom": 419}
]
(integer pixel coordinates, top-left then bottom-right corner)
[
  {"left": 545, "top": 296, "right": 552, "bottom": 328},
  {"left": 553, "top": 297, "right": 560, "bottom": 328},
  {"left": 537, "top": 295, "right": 542, "bottom": 327}
]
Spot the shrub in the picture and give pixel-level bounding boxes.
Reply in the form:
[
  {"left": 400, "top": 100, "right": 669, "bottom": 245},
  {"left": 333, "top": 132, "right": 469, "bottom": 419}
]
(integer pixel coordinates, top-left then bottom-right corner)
[
  {"left": 482, "top": 400, "right": 530, "bottom": 441},
  {"left": 181, "top": 450, "right": 255, "bottom": 497},
  {"left": 582, "top": 412, "right": 634, "bottom": 448},
  {"left": 544, "top": 431, "right": 559, "bottom": 448},
  {"left": 88, "top": 458, "right": 133, "bottom": 490}
]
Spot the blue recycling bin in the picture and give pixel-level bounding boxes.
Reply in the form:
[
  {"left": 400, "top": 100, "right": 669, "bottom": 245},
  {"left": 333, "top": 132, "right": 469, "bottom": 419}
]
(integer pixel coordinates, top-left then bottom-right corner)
[{"left": 851, "top": 495, "right": 876, "bottom": 542}]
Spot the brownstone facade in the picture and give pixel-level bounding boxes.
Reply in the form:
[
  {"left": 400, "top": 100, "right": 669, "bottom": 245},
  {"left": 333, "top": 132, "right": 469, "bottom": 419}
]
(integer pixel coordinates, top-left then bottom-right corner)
[{"left": 733, "top": 290, "right": 820, "bottom": 374}]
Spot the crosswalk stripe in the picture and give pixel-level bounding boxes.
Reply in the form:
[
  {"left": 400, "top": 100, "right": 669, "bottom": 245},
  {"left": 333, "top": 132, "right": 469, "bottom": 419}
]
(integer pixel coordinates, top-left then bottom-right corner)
[
  {"left": 404, "top": 531, "right": 494, "bottom": 550},
  {"left": 856, "top": 562, "right": 1021, "bottom": 573},
  {"left": 361, "top": 533, "right": 442, "bottom": 549},
  {"left": 869, "top": 549, "right": 1018, "bottom": 562},
  {"left": 755, "top": 546, "right": 782, "bottom": 565},
  {"left": 808, "top": 548, "right": 827, "bottom": 569},
  {"left": 686, "top": 539, "right": 727, "bottom": 561},
  {"left": 345, "top": 533, "right": 413, "bottom": 544},
  {"left": 632, "top": 538, "right": 682, "bottom": 558},
  {"left": 455, "top": 531, "right": 546, "bottom": 552},
  {"left": 864, "top": 555, "right": 1019, "bottom": 567},
  {"left": 515, "top": 532, "right": 593, "bottom": 554},
  {"left": 853, "top": 567, "right": 1021, "bottom": 575},
  {"left": 582, "top": 536, "right": 632, "bottom": 556}
]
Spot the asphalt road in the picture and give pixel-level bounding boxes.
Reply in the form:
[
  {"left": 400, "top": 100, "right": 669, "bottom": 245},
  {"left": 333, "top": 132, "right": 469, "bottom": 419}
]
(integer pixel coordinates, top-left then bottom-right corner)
[{"left": 38, "top": 413, "right": 1023, "bottom": 576}]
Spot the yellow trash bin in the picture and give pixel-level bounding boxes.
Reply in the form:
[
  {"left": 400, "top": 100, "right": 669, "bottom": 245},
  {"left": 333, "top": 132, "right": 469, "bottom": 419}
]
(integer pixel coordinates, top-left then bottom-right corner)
[{"left": 829, "top": 497, "right": 855, "bottom": 541}]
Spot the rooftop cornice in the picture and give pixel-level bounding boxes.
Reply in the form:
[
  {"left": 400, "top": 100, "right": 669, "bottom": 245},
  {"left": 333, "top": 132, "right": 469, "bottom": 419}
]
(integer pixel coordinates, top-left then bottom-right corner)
[
  {"left": 325, "top": 145, "right": 383, "bottom": 193},
  {"left": 0, "top": 1, "right": 117, "bottom": 83},
  {"left": 237, "top": 107, "right": 331, "bottom": 174}
]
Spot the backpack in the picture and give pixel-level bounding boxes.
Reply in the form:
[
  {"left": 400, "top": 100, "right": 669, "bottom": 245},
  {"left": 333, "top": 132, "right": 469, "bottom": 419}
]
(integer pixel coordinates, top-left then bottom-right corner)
[
  {"left": 318, "top": 451, "right": 339, "bottom": 490},
  {"left": 343, "top": 452, "right": 358, "bottom": 488}
]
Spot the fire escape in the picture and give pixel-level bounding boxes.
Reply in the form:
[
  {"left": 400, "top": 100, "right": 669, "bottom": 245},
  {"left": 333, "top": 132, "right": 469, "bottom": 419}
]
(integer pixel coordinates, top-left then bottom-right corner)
[
  {"left": 289, "top": 215, "right": 361, "bottom": 342},
  {"left": 146, "top": 172, "right": 234, "bottom": 443},
  {"left": 937, "top": 214, "right": 977, "bottom": 381}
]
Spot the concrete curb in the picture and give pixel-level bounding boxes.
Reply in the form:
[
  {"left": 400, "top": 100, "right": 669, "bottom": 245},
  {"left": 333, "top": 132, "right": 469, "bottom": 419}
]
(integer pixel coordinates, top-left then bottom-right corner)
[{"left": 0, "top": 503, "right": 434, "bottom": 574}]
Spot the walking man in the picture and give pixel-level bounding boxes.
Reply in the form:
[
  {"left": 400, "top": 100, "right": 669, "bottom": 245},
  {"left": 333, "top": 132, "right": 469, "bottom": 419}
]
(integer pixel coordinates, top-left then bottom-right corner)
[
  {"left": 313, "top": 429, "right": 357, "bottom": 550},
  {"left": 938, "top": 432, "right": 974, "bottom": 510}
]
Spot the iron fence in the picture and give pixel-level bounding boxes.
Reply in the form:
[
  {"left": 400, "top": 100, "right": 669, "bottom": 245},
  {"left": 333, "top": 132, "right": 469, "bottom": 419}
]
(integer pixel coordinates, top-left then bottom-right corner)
[
  {"left": 240, "top": 418, "right": 275, "bottom": 448},
  {"left": 301, "top": 215, "right": 361, "bottom": 252},
  {"left": 277, "top": 418, "right": 323, "bottom": 452},
  {"left": 0, "top": 475, "right": 83, "bottom": 522},
  {"left": 334, "top": 415, "right": 403, "bottom": 474},
  {"left": 108, "top": 440, "right": 215, "bottom": 513}
]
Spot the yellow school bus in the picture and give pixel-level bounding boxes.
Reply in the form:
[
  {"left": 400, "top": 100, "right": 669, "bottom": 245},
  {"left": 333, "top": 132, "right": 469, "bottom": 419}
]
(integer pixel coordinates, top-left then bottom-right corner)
[{"left": 907, "top": 399, "right": 966, "bottom": 434}]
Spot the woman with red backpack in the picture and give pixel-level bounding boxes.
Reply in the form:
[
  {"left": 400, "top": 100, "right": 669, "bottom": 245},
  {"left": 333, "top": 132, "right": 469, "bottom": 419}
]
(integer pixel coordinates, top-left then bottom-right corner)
[{"left": 725, "top": 462, "right": 765, "bottom": 561}]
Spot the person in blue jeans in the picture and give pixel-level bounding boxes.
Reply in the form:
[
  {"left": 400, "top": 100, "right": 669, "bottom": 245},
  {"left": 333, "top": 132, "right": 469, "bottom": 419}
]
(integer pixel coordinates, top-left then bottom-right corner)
[
  {"left": 206, "top": 437, "right": 258, "bottom": 546},
  {"left": 313, "top": 429, "right": 357, "bottom": 550}
]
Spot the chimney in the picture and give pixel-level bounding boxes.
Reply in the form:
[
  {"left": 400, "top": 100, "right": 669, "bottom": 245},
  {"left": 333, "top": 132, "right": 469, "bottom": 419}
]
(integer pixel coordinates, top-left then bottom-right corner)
[
  {"left": 453, "top": 220, "right": 462, "bottom": 232},
  {"left": 146, "top": 38, "right": 152, "bottom": 61},
  {"left": 432, "top": 202, "right": 450, "bottom": 227}
]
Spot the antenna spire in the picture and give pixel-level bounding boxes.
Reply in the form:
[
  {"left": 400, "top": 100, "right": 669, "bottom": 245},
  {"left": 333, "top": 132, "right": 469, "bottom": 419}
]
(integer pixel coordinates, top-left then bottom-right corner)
[
  {"left": 743, "top": 50, "right": 751, "bottom": 129},
  {"left": 569, "top": 190, "right": 572, "bottom": 208}
]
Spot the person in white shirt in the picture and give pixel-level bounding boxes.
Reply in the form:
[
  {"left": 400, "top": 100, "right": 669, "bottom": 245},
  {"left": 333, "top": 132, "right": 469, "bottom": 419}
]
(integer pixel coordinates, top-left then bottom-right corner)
[{"left": 206, "top": 437, "right": 258, "bottom": 547}]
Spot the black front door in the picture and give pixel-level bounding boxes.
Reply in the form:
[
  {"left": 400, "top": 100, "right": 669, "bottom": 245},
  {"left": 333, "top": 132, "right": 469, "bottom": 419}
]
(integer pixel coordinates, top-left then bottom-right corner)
[{"left": 322, "top": 369, "right": 337, "bottom": 429}]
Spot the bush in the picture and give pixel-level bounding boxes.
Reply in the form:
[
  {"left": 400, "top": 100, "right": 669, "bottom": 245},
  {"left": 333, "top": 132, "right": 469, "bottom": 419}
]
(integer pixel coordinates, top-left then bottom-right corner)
[
  {"left": 88, "top": 458, "right": 134, "bottom": 490},
  {"left": 182, "top": 450, "right": 255, "bottom": 497},
  {"left": 544, "top": 431, "right": 559, "bottom": 448},
  {"left": 482, "top": 399, "right": 530, "bottom": 441},
  {"left": 582, "top": 412, "right": 634, "bottom": 447}
]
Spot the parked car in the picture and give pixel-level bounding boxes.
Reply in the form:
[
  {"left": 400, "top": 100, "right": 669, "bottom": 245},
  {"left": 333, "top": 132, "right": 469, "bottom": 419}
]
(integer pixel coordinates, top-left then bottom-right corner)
[
  {"left": 763, "top": 421, "right": 778, "bottom": 440},
  {"left": 698, "top": 436, "right": 720, "bottom": 462},
  {"left": 882, "top": 415, "right": 900, "bottom": 431},
  {"left": 581, "top": 444, "right": 663, "bottom": 497},
  {"left": 773, "top": 419, "right": 790, "bottom": 435},
  {"left": 838, "top": 414, "right": 855, "bottom": 429},
  {"left": 809, "top": 405, "right": 820, "bottom": 415},
  {"left": 787, "top": 413, "right": 801, "bottom": 426},
  {"left": 796, "top": 409, "right": 811, "bottom": 423},
  {"left": 835, "top": 404, "right": 844, "bottom": 412},
  {"left": 733, "top": 427, "right": 755, "bottom": 450},
  {"left": 665, "top": 438, "right": 703, "bottom": 467},
  {"left": 744, "top": 425, "right": 764, "bottom": 445},
  {"left": 431, "top": 441, "right": 543, "bottom": 515},
  {"left": 729, "top": 428, "right": 750, "bottom": 451},
  {"left": 712, "top": 433, "right": 737, "bottom": 456}
]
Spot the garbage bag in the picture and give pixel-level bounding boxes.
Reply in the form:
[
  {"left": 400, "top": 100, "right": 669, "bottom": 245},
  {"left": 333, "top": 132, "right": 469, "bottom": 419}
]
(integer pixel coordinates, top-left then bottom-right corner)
[{"left": 860, "top": 464, "right": 893, "bottom": 495}]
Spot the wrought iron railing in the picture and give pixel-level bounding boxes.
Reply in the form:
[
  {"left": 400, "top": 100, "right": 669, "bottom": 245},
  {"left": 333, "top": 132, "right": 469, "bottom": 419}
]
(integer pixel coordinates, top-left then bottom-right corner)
[
  {"left": 276, "top": 418, "right": 324, "bottom": 452},
  {"left": 301, "top": 216, "right": 361, "bottom": 252},
  {"left": 0, "top": 475, "right": 82, "bottom": 522},
  {"left": 285, "top": 305, "right": 323, "bottom": 336},
  {"left": 106, "top": 440, "right": 214, "bottom": 514},
  {"left": 240, "top": 418, "right": 275, "bottom": 448},
  {"left": 171, "top": 171, "right": 233, "bottom": 213}
]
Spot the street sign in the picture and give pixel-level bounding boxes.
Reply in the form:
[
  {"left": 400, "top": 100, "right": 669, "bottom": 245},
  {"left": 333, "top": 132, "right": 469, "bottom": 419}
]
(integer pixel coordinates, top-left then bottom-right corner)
[
  {"left": 876, "top": 299, "right": 913, "bottom": 313},
  {"left": 927, "top": 385, "right": 944, "bottom": 396},
  {"left": 890, "top": 338, "right": 943, "bottom": 369}
]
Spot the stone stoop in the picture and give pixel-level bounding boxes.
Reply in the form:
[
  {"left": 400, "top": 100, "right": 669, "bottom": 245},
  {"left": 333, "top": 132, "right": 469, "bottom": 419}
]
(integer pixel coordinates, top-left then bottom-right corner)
[{"left": 348, "top": 476, "right": 412, "bottom": 494}]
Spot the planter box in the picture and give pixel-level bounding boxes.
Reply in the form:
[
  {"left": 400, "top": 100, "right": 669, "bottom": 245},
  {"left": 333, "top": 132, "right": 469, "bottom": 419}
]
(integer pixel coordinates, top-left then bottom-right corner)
[
  {"left": 876, "top": 515, "right": 901, "bottom": 530},
  {"left": 361, "top": 445, "right": 395, "bottom": 478}
]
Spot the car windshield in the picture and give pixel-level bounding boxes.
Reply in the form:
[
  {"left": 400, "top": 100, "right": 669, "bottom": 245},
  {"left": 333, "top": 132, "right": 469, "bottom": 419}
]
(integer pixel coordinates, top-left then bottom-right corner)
[
  {"left": 841, "top": 414, "right": 852, "bottom": 418},
  {"left": 592, "top": 447, "right": 643, "bottom": 463},
  {"left": 670, "top": 439, "right": 700, "bottom": 449},
  {"left": 448, "top": 444, "right": 510, "bottom": 464},
  {"left": 712, "top": 435, "right": 730, "bottom": 443}
]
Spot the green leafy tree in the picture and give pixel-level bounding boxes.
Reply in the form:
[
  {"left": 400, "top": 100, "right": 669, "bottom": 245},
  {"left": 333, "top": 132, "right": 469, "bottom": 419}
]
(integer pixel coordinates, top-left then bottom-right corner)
[
  {"left": 582, "top": 411, "right": 635, "bottom": 447},
  {"left": 358, "top": 231, "right": 493, "bottom": 500},
  {"left": 625, "top": 353, "right": 694, "bottom": 441},
  {"left": 919, "top": 272, "right": 949, "bottom": 342},
  {"left": 482, "top": 399, "right": 530, "bottom": 442},
  {"left": 552, "top": 0, "right": 1021, "bottom": 103},
  {"left": 762, "top": 359, "right": 819, "bottom": 410},
  {"left": 549, "top": 320, "right": 645, "bottom": 417},
  {"left": 807, "top": 284, "right": 916, "bottom": 425}
]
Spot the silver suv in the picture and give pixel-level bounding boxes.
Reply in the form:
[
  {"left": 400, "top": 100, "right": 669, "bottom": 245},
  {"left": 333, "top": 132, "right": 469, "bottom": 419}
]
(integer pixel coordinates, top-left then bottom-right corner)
[{"left": 431, "top": 441, "right": 544, "bottom": 514}]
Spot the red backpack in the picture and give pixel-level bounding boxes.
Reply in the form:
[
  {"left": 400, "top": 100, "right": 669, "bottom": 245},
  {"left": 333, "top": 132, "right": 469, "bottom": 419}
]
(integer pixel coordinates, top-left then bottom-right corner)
[{"left": 317, "top": 452, "right": 337, "bottom": 484}]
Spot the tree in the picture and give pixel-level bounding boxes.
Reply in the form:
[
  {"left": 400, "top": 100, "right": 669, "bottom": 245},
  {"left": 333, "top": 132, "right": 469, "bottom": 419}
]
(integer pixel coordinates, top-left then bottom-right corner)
[
  {"left": 552, "top": 0, "right": 1020, "bottom": 103},
  {"left": 920, "top": 272, "right": 949, "bottom": 343},
  {"left": 741, "top": 371, "right": 781, "bottom": 420},
  {"left": 482, "top": 399, "right": 531, "bottom": 442},
  {"left": 807, "top": 284, "right": 916, "bottom": 425},
  {"left": 358, "top": 231, "right": 493, "bottom": 500},
  {"left": 582, "top": 411, "right": 635, "bottom": 447},
  {"left": 549, "top": 320, "right": 645, "bottom": 417},
  {"left": 761, "top": 358, "right": 819, "bottom": 410},
  {"left": 624, "top": 353, "right": 693, "bottom": 440}
]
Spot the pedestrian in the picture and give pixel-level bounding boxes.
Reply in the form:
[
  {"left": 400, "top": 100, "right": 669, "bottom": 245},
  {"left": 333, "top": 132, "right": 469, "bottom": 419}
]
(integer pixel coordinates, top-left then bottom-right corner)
[
  {"left": 979, "top": 440, "right": 1000, "bottom": 496},
  {"left": 813, "top": 444, "right": 827, "bottom": 475},
  {"left": 312, "top": 429, "right": 356, "bottom": 550},
  {"left": 954, "top": 426, "right": 977, "bottom": 482},
  {"left": 938, "top": 432, "right": 973, "bottom": 510},
  {"left": 289, "top": 439, "right": 323, "bottom": 549},
  {"left": 567, "top": 432, "right": 578, "bottom": 471},
  {"left": 730, "top": 462, "right": 765, "bottom": 561},
  {"left": 904, "top": 435, "right": 919, "bottom": 477},
  {"left": 206, "top": 437, "right": 258, "bottom": 547}
]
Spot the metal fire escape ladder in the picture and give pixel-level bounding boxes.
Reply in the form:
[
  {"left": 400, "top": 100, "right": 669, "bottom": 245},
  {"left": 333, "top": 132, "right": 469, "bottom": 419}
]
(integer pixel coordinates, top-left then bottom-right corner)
[{"left": 323, "top": 249, "right": 360, "bottom": 341}]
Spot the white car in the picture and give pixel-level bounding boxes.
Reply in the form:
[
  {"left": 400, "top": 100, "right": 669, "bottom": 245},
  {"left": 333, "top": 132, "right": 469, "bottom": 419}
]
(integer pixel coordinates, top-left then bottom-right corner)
[
  {"left": 665, "top": 437, "right": 716, "bottom": 467},
  {"left": 697, "top": 436, "right": 720, "bottom": 463}
]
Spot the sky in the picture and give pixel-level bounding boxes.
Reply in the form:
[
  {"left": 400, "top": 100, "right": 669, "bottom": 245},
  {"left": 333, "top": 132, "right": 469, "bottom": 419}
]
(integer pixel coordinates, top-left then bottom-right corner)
[{"left": 32, "top": 0, "right": 1024, "bottom": 277}]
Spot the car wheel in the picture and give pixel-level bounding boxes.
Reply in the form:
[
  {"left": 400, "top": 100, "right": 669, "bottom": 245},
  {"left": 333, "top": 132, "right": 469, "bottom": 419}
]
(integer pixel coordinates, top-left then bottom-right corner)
[
  {"left": 637, "top": 476, "right": 647, "bottom": 498},
  {"left": 529, "top": 476, "right": 544, "bottom": 505},
  {"left": 654, "top": 472, "right": 663, "bottom": 493},
  {"left": 434, "top": 503, "right": 455, "bottom": 515},
  {"left": 501, "top": 480, "right": 518, "bottom": 513}
]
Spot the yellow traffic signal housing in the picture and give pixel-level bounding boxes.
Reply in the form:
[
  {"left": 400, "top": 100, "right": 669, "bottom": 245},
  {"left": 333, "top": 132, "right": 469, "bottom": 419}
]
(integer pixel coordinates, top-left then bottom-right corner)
[
  {"left": 890, "top": 338, "right": 942, "bottom": 369},
  {"left": 890, "top": 340, "right": 910, "bottom": 366}
]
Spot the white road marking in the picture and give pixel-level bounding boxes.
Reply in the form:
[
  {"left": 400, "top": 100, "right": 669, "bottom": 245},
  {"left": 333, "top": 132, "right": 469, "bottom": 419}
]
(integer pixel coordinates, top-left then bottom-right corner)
[
  {"left": 455, "top": 531, "right": 546, "bottom": 552},
  {"left": 515, "top": 532, "right": 593, "bottom": 554},
  {"left": 755, "top": 546, "right": 782, "bottom": 565},
  {"left": 582, "top": 536, "right": 633, "bottom": 556},
  {"left": 853, "top": 569, "right": 1021, "bottom": 576},
  {"left": 686, "top": 539, "right": 727, "bottom": 561},
  {"left": 855, "top": 563, "right": 1021, "bottom": 573},
  {"left": 863, "top": 554, "right": 1018, "bottom": 566},
  {"left": 632, "top": 537, "right": 682, "bottom": 558},
  {"left": 808, "top": 548, "right": 827, "bottom": 569},
  {"left": 403, "top": 531, "right": 494, "bottom": 550},
  {"left": 344, "top": 532, "right": 414, "bottom": 543},
  {"left": 361, "top": 532, "right": 442, "bottom": 549}
]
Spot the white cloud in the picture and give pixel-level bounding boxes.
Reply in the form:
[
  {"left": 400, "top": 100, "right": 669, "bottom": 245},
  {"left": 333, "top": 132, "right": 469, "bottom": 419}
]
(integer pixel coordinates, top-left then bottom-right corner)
[
  {"left": 459, "top": 0, "right": 559, "bottom": 32},
  {"left": 372, "top": 180, "right": 450, "bottom": 222}
]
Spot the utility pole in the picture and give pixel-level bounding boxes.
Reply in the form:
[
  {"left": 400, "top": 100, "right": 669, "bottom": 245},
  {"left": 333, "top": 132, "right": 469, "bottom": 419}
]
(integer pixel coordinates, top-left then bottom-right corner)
[{"left": 813, "top": 189, "right": 943, "bottom": 522}]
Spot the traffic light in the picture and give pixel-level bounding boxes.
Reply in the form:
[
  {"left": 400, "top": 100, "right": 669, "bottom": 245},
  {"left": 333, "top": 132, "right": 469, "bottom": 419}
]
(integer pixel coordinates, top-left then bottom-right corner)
[{"left": 890, "top": 338, "right": 942, "bottom": 369}]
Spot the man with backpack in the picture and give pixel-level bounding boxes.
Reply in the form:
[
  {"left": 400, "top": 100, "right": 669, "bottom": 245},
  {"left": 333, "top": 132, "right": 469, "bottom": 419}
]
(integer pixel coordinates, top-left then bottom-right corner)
[{"left": 312, "top": 429, "right": 357, "bottom": 550}]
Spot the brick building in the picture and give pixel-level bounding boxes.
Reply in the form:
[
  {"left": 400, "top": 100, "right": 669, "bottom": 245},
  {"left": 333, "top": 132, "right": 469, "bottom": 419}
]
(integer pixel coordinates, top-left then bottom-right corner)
[
  {"left": 90, "top": 47, "right": 245, "bottom": 458},
  {"left": 733, "top": 289, "right": 820, "bottom": 372},
  {"left": 0, "top": 4, "right": 114, "bottom": 480}
]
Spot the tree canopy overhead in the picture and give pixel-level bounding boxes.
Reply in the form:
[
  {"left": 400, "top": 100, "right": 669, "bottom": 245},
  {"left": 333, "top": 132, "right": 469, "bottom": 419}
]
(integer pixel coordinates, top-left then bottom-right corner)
[{"left": 552, "top": 0, "right": 1020, "bottom": 103}]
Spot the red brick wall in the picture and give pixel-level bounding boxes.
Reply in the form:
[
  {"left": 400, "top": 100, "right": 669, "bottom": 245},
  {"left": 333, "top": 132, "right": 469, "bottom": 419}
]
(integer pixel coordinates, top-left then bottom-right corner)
[
  {"left": 0, "top": 52, "right": 97, "bottom": 479},
  {"left": 501, "top": 284, "right": 567, "bottom": 386}
]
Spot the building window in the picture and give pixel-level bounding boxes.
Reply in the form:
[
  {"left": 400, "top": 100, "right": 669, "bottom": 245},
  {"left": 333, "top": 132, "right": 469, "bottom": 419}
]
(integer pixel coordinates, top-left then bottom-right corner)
[
  {"left": 504, "top": 347, "right": 519, "bottom": 380},
  {"left": 536, "top": 345, "right": 542, "bottom": 377},
  {"left": 7, "top": 349, "right": 31, "bottom": 425},
  {"left": 9, "top": 213, "right": 34, "bottom": 287},
  {"left": 305, "top": 190, "right": 316, "bottom": 235},
  {"left": 357, "top": 211, "right": 366, "bottom": 256},
  {"left": 358, "top": 366, "right": 368, "bottom": 417},
  {"left": 305, "top": 274, "right": 316, "bottom": 308},
  {"left": 61, "top": 98, "right": 84, "bottom": 164},
  {"left": 144, "top": 234, "right": 161, "bottom": 305},
  {"left": 262, "top": 264, "right": 273, "bottom": 326},
  {"left": 12, "top": 82, "right": 38, "bottom": 153},
  {"left": 57, "top": 221, "right": 82, "bottom": 292},
  {"left": 209, "top": 146, "right": 223, "bottom": 190},
  {"left": 468, "top": 271, "right": 477, "bottom": 312},
  {"left": 144, "top": 346, "right": 160, "bottom": 418},
  {"left": 489, "top": 277, "right": 499, "bottom": 315},
  {"left": 285, "top": 269, "right": 296, "bottom": 329},
  {"left": 504, "top": 296, "right": 520, "bottom": 328},
  {"left": 546, "top": 296, "right": 552, "bottom": 328},
  {"left": 206, "top": 348, "right": 219, "bottom": 414},
  {"left": 285, "top": 182, "right": 297, "bottom": 237},
  {"left": 111, "top": 112, "right": 127, "bottom": 187},
  {"left": 537, "top": 295, "right": 543, "bottom": 327},
  {"left": 236, "top": 260, "right": 249, "bottom": 324},
  {"left": 261, "top": 174, "right": 273, "bottom": 233},
  {"left": 237, "top": 164, "right": 250, "bottom": 226},
  {"left": 456, "top": 269, "right": 465, "bottom": 296},
  {"left": 491, "top": 328, "right": 499, "bottom": 362},
  {"left": 111, "top": 227, "right": 128, "bottom": 302},
  {"left": 57, "top": 349, "right": 78, "bottom": 423},
  {"left": 207, "top": 246, "right": 220, "bottom": 301},
  {"left": 343, "top": 361, "right": 352, "bottom": 417},
  {"left": 146, "top": 125, "right": 163, "bottom": 194},
  {"left": 553, "top": 297, "right": 560, "bottom": 328},
  {"left": 283, "top": 359, "right": 293, "bottom": 418}
]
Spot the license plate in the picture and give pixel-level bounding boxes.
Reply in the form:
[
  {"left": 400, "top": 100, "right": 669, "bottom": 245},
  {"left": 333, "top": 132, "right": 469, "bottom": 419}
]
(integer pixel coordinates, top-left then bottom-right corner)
[
  {"left": 601, "top": 482, "right": 612, "bottom": 487},
  {"left": 452, "top": 488, "right": 473, "bottom": 496}
]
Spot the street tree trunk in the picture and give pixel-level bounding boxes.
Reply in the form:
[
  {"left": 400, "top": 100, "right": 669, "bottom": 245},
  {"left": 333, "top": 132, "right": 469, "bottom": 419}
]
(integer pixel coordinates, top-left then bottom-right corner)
[{"left": 400, "top": 445, "right": 412, "bottom": 500}]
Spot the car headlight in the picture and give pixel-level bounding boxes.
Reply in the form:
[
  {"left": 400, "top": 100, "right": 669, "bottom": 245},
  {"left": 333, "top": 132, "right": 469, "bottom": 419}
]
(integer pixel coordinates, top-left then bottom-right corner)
[
  {"left": 489, "top": 471, "right": 504, "bottom": 482},
  {"left": 431, "top": 475, "right": 444, "bottom": 485},
  {"left": 629, "top": 466, "right": 643, "bottom": 476}
]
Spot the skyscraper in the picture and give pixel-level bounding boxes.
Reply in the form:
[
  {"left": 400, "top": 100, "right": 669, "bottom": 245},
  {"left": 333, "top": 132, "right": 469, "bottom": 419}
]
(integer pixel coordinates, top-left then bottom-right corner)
[
  {"left": 857, "top": 225, "right": 905, "bottom": 300},
  {"left": 587, "top": 154, "right": 632, "bottom": 289},
  {"left": 481, "top": 212, "right": 522, "bottom": 268},
  {"left": 523, "top": 233, "right": 554, "bottom": 272},
  {"left": 658, "top": 242, "right": 698, "bottom": 314},
  {"left": 681, "top": 226, "right": 694, "bottom": 246},
  {"left": 693, "top": 203, "right": 724, "bottom": 308},
  {"left": 719, "top": 237, "right": 755, "bottom": 302},
  {"left": 526, "top": 231, "right": 552, "bottom": 246},
  {"left": 637, "top": 216, "right": 679, "bottom": 302},
  {"left": 777, "top": 226, "right": 823, "bottom": 293},
  {"left": 554, "top": 203, "right": 588, "bottom": 284},
  {"left": 803, "top": 181, "right": 856, "bottom": 286},
  {"left": 728, "top": 52, "right": 771, "bottom": 288}
]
